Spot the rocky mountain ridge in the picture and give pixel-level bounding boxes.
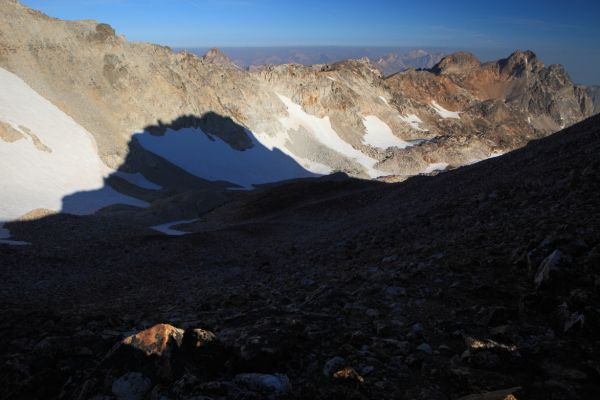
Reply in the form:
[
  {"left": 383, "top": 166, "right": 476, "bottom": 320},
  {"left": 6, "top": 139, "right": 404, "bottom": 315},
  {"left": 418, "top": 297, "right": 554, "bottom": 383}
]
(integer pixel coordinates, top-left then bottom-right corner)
[{"left": 0, "top": 0, "right": 595, "bottom": 228}]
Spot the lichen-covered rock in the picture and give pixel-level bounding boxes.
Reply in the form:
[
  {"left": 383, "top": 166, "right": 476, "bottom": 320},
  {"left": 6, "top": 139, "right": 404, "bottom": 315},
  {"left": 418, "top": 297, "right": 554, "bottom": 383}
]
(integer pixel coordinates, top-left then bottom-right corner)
[
  {"left": 121, "top": 324, "right": 184, "bottom": 357},
  {"left": 106, "top": 324, "right": 185, "bottom": 381}
]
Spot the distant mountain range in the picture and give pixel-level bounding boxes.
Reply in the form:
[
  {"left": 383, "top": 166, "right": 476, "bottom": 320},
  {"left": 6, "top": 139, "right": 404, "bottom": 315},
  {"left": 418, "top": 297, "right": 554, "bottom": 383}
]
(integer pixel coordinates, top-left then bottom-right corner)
[{"left": 178, "top": 47, "right": 445, "bottom": 76}]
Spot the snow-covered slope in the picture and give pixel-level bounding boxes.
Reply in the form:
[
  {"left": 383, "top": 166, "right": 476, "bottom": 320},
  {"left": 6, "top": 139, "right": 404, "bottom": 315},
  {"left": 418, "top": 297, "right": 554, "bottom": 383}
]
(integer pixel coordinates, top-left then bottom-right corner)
[
  {"left": 0, "top": 67, "right": 147, "bottom": 224},
  {"left": 431, "top": 101, "right": 461, "bottom": 119},
  {"left": 362, "top": 115, "right": 411, "bottom": 149},
  {"left": 114, "top": 171, "right": 162, "bottom": 190},
  {"left": 137, "top": 93, "right": 401, "bottom": 189},
  {"left": 137, "top": 126, "right": 319, "bottom": 189},
  {"left": 276, "top": 94, "right": 385, "bottom": 178}
]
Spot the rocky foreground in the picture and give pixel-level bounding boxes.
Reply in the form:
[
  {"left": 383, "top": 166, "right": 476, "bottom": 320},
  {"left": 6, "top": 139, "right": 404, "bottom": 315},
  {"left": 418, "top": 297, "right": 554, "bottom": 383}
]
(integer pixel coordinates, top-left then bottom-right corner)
[{"left": 1, "top": 115, "right": 599, "bottom": 399}]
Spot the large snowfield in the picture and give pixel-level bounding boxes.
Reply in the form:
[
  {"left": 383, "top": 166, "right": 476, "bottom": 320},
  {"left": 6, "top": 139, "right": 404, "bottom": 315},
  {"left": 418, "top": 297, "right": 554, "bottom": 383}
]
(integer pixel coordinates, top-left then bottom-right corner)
[
  {"left": 0, "top": 67, "right": 147, "bottom": 228},
  {"left": 137, "top": 126, "right": 319, "bottom": 189}
]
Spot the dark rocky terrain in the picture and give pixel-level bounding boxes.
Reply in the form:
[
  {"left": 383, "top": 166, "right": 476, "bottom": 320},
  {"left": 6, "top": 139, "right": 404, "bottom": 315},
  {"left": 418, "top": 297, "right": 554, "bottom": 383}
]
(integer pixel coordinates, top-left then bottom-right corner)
[{"left": 1, "top": 114, "right": 599, "bottom": 400}]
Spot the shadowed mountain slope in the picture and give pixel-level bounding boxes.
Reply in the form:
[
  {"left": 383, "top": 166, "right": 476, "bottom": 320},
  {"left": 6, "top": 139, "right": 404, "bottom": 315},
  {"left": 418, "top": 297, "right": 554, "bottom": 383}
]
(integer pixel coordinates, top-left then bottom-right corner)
[{"left": 1, "top": 114, "right": 599, "bottom": 399}]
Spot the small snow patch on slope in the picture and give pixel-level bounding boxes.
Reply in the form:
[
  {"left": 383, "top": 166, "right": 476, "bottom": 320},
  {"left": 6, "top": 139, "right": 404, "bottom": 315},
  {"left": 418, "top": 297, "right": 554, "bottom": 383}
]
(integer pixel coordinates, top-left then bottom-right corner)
[
  {"left": 151, "top": 219, "right": 199, "bottom": 236},
  {"left": 431, "top": 101, "right": 460, "bottom": 119},
  {"left": 0, "top": 239, "right": 30, "bottom": 246},
  {"left": 0, "top": 224, "right": 30, "bottom": 246},
  {"left": 421, "top": 162, "right": 449, "bottom": 174},
  {"left": 0, "top": 68, "right": 147, "bottom": 223},
  {"left": 0, "top": 224, "right": 9, "bottom": 240},
  {"left": 138, "top": 127, "right": 319, "bottom": 189},
  {"left": 277, "top": 94, "right": 385, "bottom": 178},
  {"left": 362, "top": 116, "right": 411, "bottom": 149},
  {"left": 253, "top": 130, "right": 332, "bottom": 175},
  {"left": 114, "top": 172, "right": 162, "bottom": 190},
  {"left": 399, "top": 114, "right": 427, "bottom": 131},
  {"left": 378, "top": 96, "right": 389, "bottom": 105}
]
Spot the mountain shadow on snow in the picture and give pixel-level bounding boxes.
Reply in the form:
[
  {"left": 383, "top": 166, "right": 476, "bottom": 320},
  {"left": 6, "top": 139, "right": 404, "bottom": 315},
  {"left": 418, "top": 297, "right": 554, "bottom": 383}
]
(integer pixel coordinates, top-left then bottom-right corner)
[{"left": 60, "top": 112, "right": 320, "bottom": 217}]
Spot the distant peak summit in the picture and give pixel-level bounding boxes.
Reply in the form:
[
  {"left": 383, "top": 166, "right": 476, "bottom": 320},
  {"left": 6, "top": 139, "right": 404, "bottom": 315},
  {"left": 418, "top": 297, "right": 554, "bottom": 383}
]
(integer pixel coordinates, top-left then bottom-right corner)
[
  {"left": 499, "top": 50, "right": 541, "bottom": 77},
  {"left": 202, "top": 48, "right": 236, "bottom": 67},
  {"left": 431, "top": 52, "right": 480, "bottom": 75},
  {"left": 508, "top": 50, "right": 537, "bottom": 62}
]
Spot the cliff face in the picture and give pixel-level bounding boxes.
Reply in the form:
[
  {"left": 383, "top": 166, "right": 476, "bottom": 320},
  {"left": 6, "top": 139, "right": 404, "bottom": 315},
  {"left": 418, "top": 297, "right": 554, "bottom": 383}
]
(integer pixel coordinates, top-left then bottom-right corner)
[{"left": 588, "top": 85, "right": 600, "bottom": 114}]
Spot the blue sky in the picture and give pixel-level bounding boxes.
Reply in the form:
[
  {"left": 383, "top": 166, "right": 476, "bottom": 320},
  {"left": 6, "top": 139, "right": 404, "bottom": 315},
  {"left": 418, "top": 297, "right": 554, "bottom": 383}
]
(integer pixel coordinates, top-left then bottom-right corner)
[{"left": 21, "top": 0, "right": 600, "bottom": 84}]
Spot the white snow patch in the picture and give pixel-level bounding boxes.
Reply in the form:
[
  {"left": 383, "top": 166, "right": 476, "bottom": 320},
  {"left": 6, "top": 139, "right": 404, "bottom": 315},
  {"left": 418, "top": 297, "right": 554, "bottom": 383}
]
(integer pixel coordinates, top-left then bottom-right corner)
[
  {"left": 277, "top": 94, "right": 385, "bottom": 178},
  {"left": 0, "top": 224, "right": 30, "bottom": 246},
  {"left": 464, "top": 150, "right": 506, "bottom": 166},
  {"left": 0, "top": 67, "right": 147, "bottom": 224},
  {"left": 151, "top": 219, "right": 199, "bottom": 236},
  {"left": 0, "top": 224, "right": 9, "bottom": 240},
  {"left": 138, "top": 125, "right": 319, "bottom": 189},
  {"left": 399, "top": 114, "right": 427, "bottom": 131},
  {"left": 362, "top": 116, "right": 411, "bottom": 149},
  {"left": 253, "top": 131, "right": 333, "bottom": 175},
  {"left": 114, "top": 171, "right": 162, "bottom": 190},
  {"left": 431, "top": 101, "right": 461, "bottom": 119},
  {"left": 378, "top": 96, "right": 389, "bottom": 105},
  {"left": 0, "top": 239, "right": 30, "bottom": 246},
  {"left": 326, "top": 76, "right": 337, "bottom": 82},
  {"left": 422, "top": 162, "right": 449, "bottom": 174}
]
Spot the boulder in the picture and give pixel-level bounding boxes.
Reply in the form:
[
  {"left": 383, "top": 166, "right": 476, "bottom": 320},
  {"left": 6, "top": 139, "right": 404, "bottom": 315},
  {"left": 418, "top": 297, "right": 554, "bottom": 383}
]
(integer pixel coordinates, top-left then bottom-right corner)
[
  {"left": 534, "top": 250, "right": 569, "bottom": 288},
  {"left": 111, "top": 372, "right": 152, "bottom": 400},
  {"left": 234, "top": 373, "right": 291, "bottom": 397},
  {"left": 332, "top": 367, "right": 365, "bottom": 384},
  {"left": 121, "top": 324, "right": 184, "bottom": 357},
  {"left": 106, "top": 324, "right": 219, "bottom": 381},
  {"left": 323, "top": 356, "right": 346, "bottom": 377}
]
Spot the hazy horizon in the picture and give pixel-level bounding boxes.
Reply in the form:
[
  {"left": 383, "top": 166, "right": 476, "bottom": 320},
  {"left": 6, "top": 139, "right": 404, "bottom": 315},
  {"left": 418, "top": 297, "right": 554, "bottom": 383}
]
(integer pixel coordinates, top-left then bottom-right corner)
[
  {"left": 20, "top": 0, "right": 600, "bottom": 85},
  {"left": 177, "top": 46, "right": 597, "bottom": 85}
]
